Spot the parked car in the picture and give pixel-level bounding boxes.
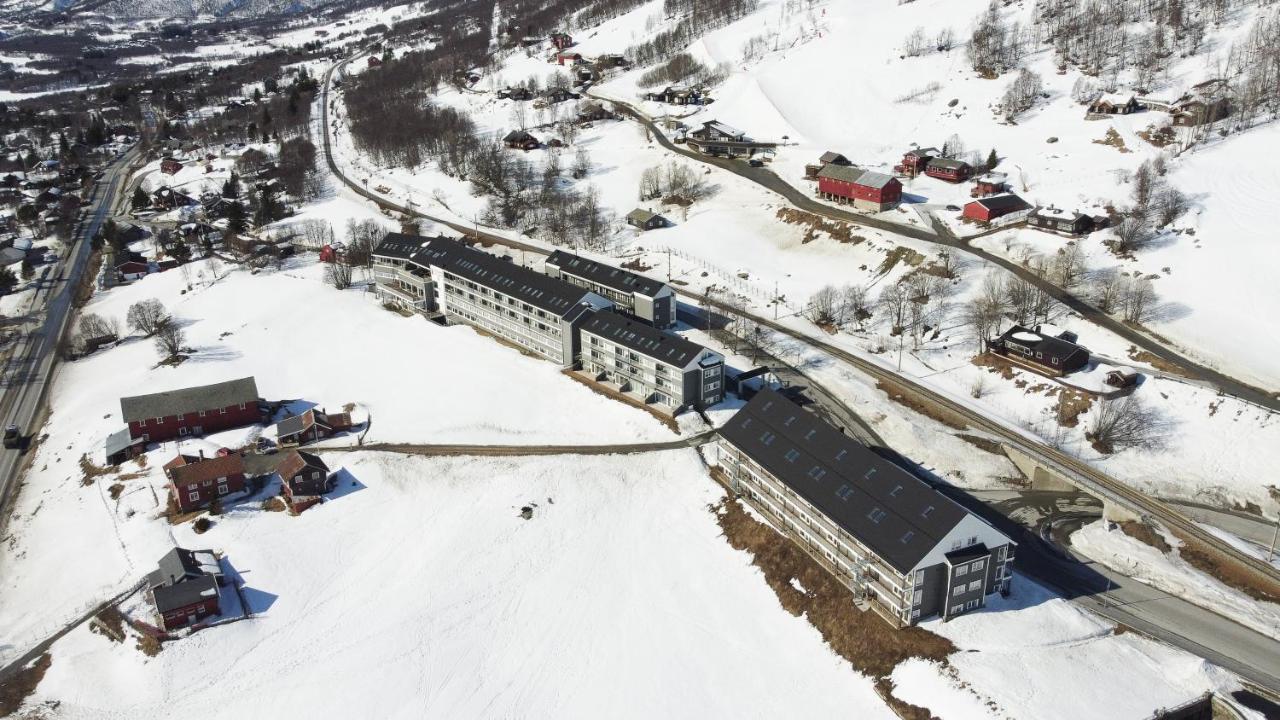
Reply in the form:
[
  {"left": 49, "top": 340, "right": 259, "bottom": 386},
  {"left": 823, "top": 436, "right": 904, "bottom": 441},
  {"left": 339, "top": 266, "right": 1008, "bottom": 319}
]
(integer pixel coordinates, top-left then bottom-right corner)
[
  {"left": 748, "top": 158, "right": 764, "bottom": 167},
  {"left": 945, "top": 204, "right": 961, "bottom": 212},
  {"left": 4, "top": 424, "right": 21, "bottom": 449}
]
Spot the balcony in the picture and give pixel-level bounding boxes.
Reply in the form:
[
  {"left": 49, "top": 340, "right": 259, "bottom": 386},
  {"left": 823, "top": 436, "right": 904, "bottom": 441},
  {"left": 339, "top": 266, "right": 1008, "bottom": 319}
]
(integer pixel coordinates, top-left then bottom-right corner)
[{"left": 377, "top": 283, "right": 426, "bottom": 309}]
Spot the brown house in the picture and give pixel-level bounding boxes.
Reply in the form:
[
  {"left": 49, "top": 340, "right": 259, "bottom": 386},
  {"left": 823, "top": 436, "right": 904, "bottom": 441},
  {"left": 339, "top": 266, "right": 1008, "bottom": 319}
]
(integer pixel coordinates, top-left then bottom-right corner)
[
  {"left": 275, "top": 407, "right": 353, "bottom": 447},
  {"left": 277, "top": 450, "right": 334, "bottom": 508}
]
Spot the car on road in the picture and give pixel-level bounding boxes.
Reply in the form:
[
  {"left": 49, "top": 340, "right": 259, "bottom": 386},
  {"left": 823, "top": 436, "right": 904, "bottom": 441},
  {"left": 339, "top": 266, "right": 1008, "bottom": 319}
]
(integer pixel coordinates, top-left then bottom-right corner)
[
  {"left": 3, "top": 424, "right": 21, "bottom": 449},
  {"left": 748, "top": 158, "right": 765, "bottom": 167},
  {"left": 945, "top": 204, "right": 962, "bottom": 211}
]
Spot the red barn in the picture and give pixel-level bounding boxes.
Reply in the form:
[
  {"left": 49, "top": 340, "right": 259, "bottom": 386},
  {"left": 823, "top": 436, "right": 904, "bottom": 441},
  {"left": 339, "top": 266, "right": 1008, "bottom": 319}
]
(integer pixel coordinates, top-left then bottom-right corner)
[
  {"left": 121, "top": 377, "right": 261, "bottom": 443},
  {"left": 963, "top": 194, "right": 1031, "bottom": 223},
  {"left": 164, "top": 450, "right": 247, "bottom": 513},
  {"left": 817, "top": 165, "right": 902, "bottom": 211},
  {"left": 925, "top": 157, "right": 972, "bottom": 183}
]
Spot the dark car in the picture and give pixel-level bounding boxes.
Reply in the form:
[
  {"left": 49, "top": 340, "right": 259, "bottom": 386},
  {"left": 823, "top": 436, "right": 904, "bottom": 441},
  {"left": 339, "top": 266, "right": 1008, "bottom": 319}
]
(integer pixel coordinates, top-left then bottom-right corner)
[
  {"left": 945, "top": 204, "right": 962, "bottom": 211},
  {"left": 3, "top": 424, "right": 21, "bottom": 449},
  {"left": 748, "top": 158, "right": 764, "bottom": 167}
]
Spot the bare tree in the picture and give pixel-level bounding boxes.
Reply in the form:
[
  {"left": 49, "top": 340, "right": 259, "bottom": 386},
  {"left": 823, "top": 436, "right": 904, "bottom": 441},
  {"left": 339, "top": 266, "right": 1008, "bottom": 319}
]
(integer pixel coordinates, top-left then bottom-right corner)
[
  {"left": 936, "top": 26, "right": 956, "bottom": 51},
  {"left": 78, "top": 313, "right": 119, "bottom": 342},
  {"left": 326, "top": 258, "right": 354, "bottom": 290},
  {"left": 879, "top": 281, "right": 911, "bottom": 334},
  {"left": 807, "top": 285, "right": 842, "bottom": 326},
  {"left": 1114, "top": 215, "right": 1152, "bottom": 253},
  {"left": 153, "top": 321, "right": 186, "bottom": 360},
  {"left": 1121, "top": 276, "right": 1157, "bottom": 323},
  {"left": 904, "top": 27, "right": 928, "bottom": 56},
  {"left": 571, "top": 146, "right": 592, "bottom": 179},
  {"left": 1050, "top": 242, "right": 1086, "bottom": 289},
  {"left": 1088, "top": 395, "right": 1166, "bottom": 453},
  {"left": 1001, "top": 68, "right": 1043, "bottom": 120},
  {"left": 1091, "top": 268, "right": 1125, "bottom": 313},
  {"left": 842, "top": 284, "right": 871, "bottom": 328},
  {"left": 126, "top": 299, "right": 169, "bottom": 337}
]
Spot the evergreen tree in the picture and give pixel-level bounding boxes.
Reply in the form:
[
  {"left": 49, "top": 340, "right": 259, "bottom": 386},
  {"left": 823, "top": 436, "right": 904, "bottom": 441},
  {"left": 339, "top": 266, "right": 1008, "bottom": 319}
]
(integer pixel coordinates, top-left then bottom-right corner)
[
  {"left": 131, "top": 187, "right": 149, "bottom": 210},
  {"left": 0, "top": 266, "right": 16, "bottom": 295},
  {"left": 20, "top": 257, "right": 34, "bottom": 280},
  {"left": 986, "top": 148, "right": 999, "bottom": 169},
  {"left": 226, "top": 200, "right": 246, "bottom": 235},
  {"left": 222, "top": 171, "right": 240, "bottom": 199}
]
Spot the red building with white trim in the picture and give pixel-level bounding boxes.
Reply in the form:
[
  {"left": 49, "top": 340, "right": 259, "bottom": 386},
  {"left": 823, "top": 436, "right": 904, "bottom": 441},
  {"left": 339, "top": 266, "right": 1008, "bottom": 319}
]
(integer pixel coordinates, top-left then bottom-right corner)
[
  {"left": 121, "top": 377, "right": 261, "bottom": 443},
  {"left": 963, "top": 194, "right": 1032, "bottom": 223},
  {"left": 817, "top": 165, "right": 902, "bottom": 211},
  {"left": 164, "top": 450, "right": 247, "bottom": 513}
]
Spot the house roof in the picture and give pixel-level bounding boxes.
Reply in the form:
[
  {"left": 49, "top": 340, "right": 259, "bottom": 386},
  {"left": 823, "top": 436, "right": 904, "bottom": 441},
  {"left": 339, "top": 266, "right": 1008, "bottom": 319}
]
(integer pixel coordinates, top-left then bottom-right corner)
[
  {"left": 165, "top": 452, "right": 244, "bottom": 485},
  {"left": 699, "top": 120, "right": 743, "bottom": 138},
  {"left": 120, "top": 377, "right": 259, "bottom": 423},
  {"left": 579, "top": 310, "right": 713, "bottom": 369},
  {"left": 969, "top": 194, "right": 1031, "bottom": 213},
  {"left": 104, "top": 427, "right": 141, "bottom": 457},
  {"left": 276, "top": 449, "right": 328, "bottom": 481},
  {"left": 1032, "top": 206, "right": 1085, "bottom": 221},
  {"left": 819, "top": 151, "right": 849, "bottom": 165},
  {"left": 996, "top": 324, "right": 1089, "bottom": 365},
  {"left": 928, "top": 157, "right": 970, "bottom": 171},
  {"left": 276, "top": 409, "right": 316, "bottom": 438},
  {"left": 944, "top": 543, "right": 990, "bottom": 565},
  {"left": 719, "top": 389, "right": 980, "bottom": 574},
  {"left": 856, "top": 171, "right": 896, "bottom": 190},
  {"left": 372, "top": 232, "right": 426, "bottom": 260},
  {"left": 624, "top": 208, "right": 664, "bottom": 225},
  {"left": 413, "top": 235, "right": 605, "bottom": 318},
  {"left": 153, "top": 574, "right": 219, "bottom": 613},
  {"left": 546, "top": 249, "right": 667, "bottom": 297},
  {"left": 817, "top": 165, "right": 897, "bottom": 189},
  {"left": 503, "top": 129, "right": 536, "bottom": 142},
  {"left": 150, "top": 547, "right": 220, "bottom": 589}
]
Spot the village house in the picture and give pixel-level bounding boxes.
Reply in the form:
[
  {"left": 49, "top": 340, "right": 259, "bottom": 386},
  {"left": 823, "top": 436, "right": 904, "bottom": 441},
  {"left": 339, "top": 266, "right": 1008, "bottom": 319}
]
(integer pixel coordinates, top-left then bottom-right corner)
[
  {"left": 275, "top": 449, "right": 334, "bottom": 511},
  {"left": 275, "top": 407, "right": 353, "bottom": 447},
  {"left": 555, "top": 51, "right": 583, "bottom": 66},
  {"left": 497, "top": 86, "right": 533, "bottom": 101},
  {"left": 160, "top": 157, "right": 183, "bottom": 175},
  {"left": 645, "top": 86, "right": 705, "bottom": 106},
  {"left": 502, "top": 129, "right": 540, "bottom": 150},
  {"left": 550, "top": 31, "right": 574, "bottom": 50},
  {"left": 685, "top": 121, "right": 774, "bottom": 157},
  {"left": 970, "top": 172, "right": 1008, "bottom": 197},
  {"left": 924, "top": 157, "right": 972, "bottom": 183},
  {"left": 120, "top": 376, "right": 262, "bottom": 443},
  {"left": 893, "top": 147, "right": 940, "bottom": 177},
  {"left": 577, "top": 310, "right": 724, "bottom": 415},
  {"left": 544, "top": 249, "right": 677, "bottom": 328},
  {"left": 596, "top": 54, "right": 629, "bottom": 67},
  {"left": 1105, "top": 366, "right": 1141, "bottom": 389},
  {"left": 624, "top": 208, "right": 670, "bottom": 231},
  {"left": 367, "top": 56, "right": 383, "bottom": 68},
  {"left": 805, "top": 151, "right": 851, "bottom": 179},
  {"left": 816, "top": 165, "right": 903, "bottom": 212},
  {"left": 1028, "top": 206, "right": 1096, "bottom": 236},
  {"left": 373, "top": 234, "right": 613, "bottom": 366},
  {"left": 147, "top": 547, "right": 224, "bottom": 631},
  {"left": 986, "top": 325, "right": 1090, "bottom": 377},
  {"left": 963, "top": 194, "right": 1032, "bottom": 223},
  {"left": 164, "top": 449, "right": 247, "bottom": 513},
  {"left": 538, "top": 87, "right": 577, "bottom": 105},
  {"left": 114, "top": 259, "right": 151, "bottom": 281},
  {"left": 103, "top": 428, "right": 145, "bottom": 466},
  {"left": 715, "top": 389, "right": 1016, "bottom": 627},
  {"left": 1087, "top": 93, "right": 1140, "bottom": 116}
]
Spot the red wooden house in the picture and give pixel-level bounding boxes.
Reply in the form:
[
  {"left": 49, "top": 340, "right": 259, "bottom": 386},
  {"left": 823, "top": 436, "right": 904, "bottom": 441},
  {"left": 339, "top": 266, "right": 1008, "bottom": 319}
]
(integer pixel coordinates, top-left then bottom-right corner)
[
  {"left": 275, "top": 407, "right": 353, "bottom": 446},
  {"left": 550, "top": 32, "right": 573, "bottom": 50},
  {"left": 160, "top": 157, "right": 183, "bottom": 175},
  {"left": 924, "top": 157, "right": 971, "bottom": 183},
  {"left": 164, "top": 450, "right": 247, "bottom": 513},
  {"left": 147, "top": 548, "right": 223, "bottom": 631},
  {"left": 817, "top": 165, "right": 902, "bottom": 211},
  {"left": 555, "top": 51, "right": 583, "bottom": 65},
  {"left": 367, "top": 56, "right": 383, "bottom": 68},
  {"left": 894, "top": 147, "right": 938, "bottom": 177},
  {"left": 971, "top": 172, "right": 1008, "bottom": 197},
  {"left": 120, "top": 377, "right": 261, "bottom": 443},
  {"left": 963, "top": 194, "right": 1031, "bottom": 223}
]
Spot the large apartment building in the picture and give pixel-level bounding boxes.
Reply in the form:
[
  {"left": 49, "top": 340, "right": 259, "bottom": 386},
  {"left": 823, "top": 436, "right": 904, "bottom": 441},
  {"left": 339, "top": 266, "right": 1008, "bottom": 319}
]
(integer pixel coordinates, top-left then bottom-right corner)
[
  {"left": 715, "top": 389, "right": 1015, "bottom": 627},
  {"left": 372, "top": 234, "right": 613, "bottom": 366},
  {"left": 578, "top": 310, "right": 723, "bottom": 414},
  {"left": 544, "top": 250, "right": 677, "bottom": 328}
]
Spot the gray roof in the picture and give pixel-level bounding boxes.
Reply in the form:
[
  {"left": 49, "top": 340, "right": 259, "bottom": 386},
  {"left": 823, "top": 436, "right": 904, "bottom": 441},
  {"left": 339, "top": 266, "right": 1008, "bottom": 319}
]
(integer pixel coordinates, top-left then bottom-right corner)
[
  {"left": 856, "top": 170, "right": 895, "bottom": 189},
  {"left": 546, "top": 249, "right": 668, "bottom": 297},
  {"left": 153, "top": 574, "right": 219, "bottom": 614},
  {"left": 275, "top": 412, "right": 310, "bottom": 438},
  {"left": 928, "top": 157, "right": 969, "bottom": 171},
  {"left": 413, "top": 235, "right": 605, "bottom": 318},
  {"left": 580, "top": 310, "right": 712, "bottom": 369},
  {"left": 372, "top": 232, "right": 427, "bottom": 260},
  {"left": 104, "top": 427, "right": 139, "bottom": 456},
  {"left": 149, "top": 547, "right": 220, "bottom": 590},
  {"left": 626, "top": 208, "right": 662, "bottom": 224},
  {"left": 120, "top": 377, "right": 259, "bottom": 423},
  {"left": 719, "top": 389, "right": 975, "bottom": 574},
  {"left": 819, "top": 151, "right": 849, "bottom": 164},
  {"left": 817, "top": 165, "right": 897, "bottom": 190}
]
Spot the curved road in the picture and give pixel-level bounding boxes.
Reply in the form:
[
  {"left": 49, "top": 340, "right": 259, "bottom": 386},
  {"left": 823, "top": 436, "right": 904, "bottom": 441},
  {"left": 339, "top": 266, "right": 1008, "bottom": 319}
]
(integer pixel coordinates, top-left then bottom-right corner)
[
  {"left": 595, "top": 93, "right": 1280, "bottom": 412},
  {"left": 320, "top": 58, "right": 1280, "bottom": 697}
]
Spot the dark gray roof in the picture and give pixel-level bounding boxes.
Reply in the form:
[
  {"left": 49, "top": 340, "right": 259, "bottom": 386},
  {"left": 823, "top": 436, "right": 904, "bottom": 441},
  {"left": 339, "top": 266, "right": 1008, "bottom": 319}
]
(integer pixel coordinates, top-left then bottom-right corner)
[
  {"left": 120, "top": 377, "right": 259, "bottom": 423},
  {"left": 372, "top": 232, "right": 427, "bottom": 260},
  {"left": 546, "top": 249, "right": 667, "bottom": 297},
  {"left": 719, "top": 389, "right": 972, "bottom": 574},
  {"left": 819, "top": 151, "right": 849, "bottom": 165},
  {"left": 580, "top": 310, "right": 712, "bottom": 369},
  {"left": 971, "top": 194, "right": 1031, "bottom": 213},
  {"left": 996, "top": 325, "right": 1088, "bottom": 365},
  {"left": 150, "top": 547, "right": 220, "bottom": 589},
  {"left": 945, "top": 543, "right": 990, "bottom": 565},
  {"left": 275, "top": 412, "right": 310, "bottom": 438},
  {"left": 626, "top": 208, "right": 661, "bottom": 224},
  {"left": 928, "top": 157, "right": 970, "bottom": 171},
  {"left": 104, "top": 427, "right": 138, "bottom": 456},
  {"left": 817, "top": 164, "right": 864, "bottom": 183},
  {"left": 413, "top": 235, "right": 604, "bottom": 318},
  {"left": 153, "top": 574, "right": 219, "bottom": 613}
]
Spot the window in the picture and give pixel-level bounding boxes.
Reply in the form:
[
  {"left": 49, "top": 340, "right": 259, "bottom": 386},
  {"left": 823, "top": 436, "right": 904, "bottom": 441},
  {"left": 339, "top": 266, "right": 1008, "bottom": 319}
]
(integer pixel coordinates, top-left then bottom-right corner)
[
  {"left": 867, "top": 508, "right": 887, "bottom": 523},
  {"left": 198, "top": 410, "right": 205, "bottom": 417},
  {"left": 952, "top": 586, "right": 964, "bottom": 597},
  {"left": 912, "top": 609, "right": 921, "bottom": 619},
  {"left": 220, "top": 407, "right": 227, "bottom": 415},
  {"left": 187, "top": 483, "right": 198, "bottom": 490},
  {"left": 783, "top": 448, "right": 800, "bottom": 463},
  {"left": 968, "top": 580, "right": 982, "bottom": 592},
  {"left": 154, "top": 417, "right": 164, "bottom": 424},
  {"left": 913, "top": 589, "right": 922, "bottom": 604},
  {"left": 203, "top": 479, "right": 213, "bottom": 486},
  {"left": 921, "top": 505, "right": 934, "bottom": 519},
  {"left": 217, "top": 484, "right": 228, "bottom": 495},
  {"left": 954, "top": 565, "right": 967, "bottom": 577},
  {"left": 188, "top": 492, "right": 199, "bottom": 502},
  {"left": 900, "top": 531, "right": 914, "bottom": 544},
  {"left": 972, "top": 559, "right": 986, "bottom": 571}
]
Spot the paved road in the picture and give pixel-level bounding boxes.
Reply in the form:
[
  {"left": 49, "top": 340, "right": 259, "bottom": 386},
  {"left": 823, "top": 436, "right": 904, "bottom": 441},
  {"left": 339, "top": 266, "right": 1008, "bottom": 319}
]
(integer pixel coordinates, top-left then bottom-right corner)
[
  {"left": 309, "top": 431, "right": 717, "bottom": 456},
  {"left": 595, "top": 93, "right": 1280, "bottom": 412},
  {"left": 320, "top": 59, "right": 1280, "bottom": 697},
  {"left": 0, "top": 147, "right": 139, "bottom": 522}
]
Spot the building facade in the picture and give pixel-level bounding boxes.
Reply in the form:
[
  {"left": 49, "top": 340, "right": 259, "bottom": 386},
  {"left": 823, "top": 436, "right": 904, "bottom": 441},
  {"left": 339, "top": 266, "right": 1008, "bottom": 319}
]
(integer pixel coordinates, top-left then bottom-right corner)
[
  {"left": 164, "top": 451, "right": 247, "bottom": 513},
  {"left": 544, "top": 249, "right": 676, "bottom": 328},
  {"left": 578, "top": 310, "right": 723, "bottom": 414},
  {"left": 816, "top": 165, "right": 903, "bottom": 211},
  {"left": 715, "top": 390, "right": 1015, "bottom": 626},
  {"left": 121, "top": 377, "right": 261, "bottom": 442}
]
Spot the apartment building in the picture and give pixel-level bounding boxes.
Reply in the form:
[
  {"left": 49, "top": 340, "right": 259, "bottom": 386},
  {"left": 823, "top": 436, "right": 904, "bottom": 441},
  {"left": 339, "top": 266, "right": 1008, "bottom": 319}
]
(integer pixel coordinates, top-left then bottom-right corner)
[
  {"left": 715, "top": 389, "right": 1015, "bottom": 627},
  {"left": 372, "top": 234, "right": 613, "bottom": 365},
  {"left": 544, "top": 249, "right": 677, "bottom": 328},
  {"left": 578, "top": 310, "right": 724, "bottom": 415}
]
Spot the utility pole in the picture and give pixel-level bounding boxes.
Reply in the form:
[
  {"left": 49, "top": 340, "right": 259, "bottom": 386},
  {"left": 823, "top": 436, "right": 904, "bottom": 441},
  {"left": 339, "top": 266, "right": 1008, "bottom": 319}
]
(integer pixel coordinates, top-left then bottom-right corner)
[
  {"left": 1268, "top": 517, "right": 1279, "bottom": 563},
  {"left": 667, "top": 247, "right": 671, "bottom": 282},
  {"left": 774, "top": 281, "right": 779, "bottom": 320}
]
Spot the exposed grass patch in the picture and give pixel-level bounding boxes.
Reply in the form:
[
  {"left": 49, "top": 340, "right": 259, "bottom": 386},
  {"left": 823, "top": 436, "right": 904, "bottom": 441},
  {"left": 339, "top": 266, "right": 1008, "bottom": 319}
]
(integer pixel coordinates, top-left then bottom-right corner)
[
  {"left": 0, "top": 652, "right": 51, "bottom": 716},
  {"left": 1117, "top": 520, "right": 1172, "bottom": 553},
  {"left": 262, "top": 496, "right": 288, "bottom": 512},
  {"left": 1168, "top": 529, "right": 1280, "bottom": 605},
  {"left": 1053, "top": 388, "right": 1093, "bottom": 428},
  {"left": 1136, "top": 124, "right": 1176, "bottom": 148},
  {"left": 877, "top": 246, "right": 926, "bottom": 275},
  {"left": 776, "top": 207, "right": 868, "bottom": 245},
  {"left": 1126, "top": 346, "right": 1186, "bottom": 375},
  {"left": 91, "top": 606, "right": 127, "bottom": 643},
  {"left": 956, "top": 433, "right": 1004, "bottom": 455},
  {"left": 876, "top": 379, "right": 969, "bottom": 432},
  {"left": 1092, "top": 127, "right": 1131, "bottom": 152},
  {"left": 193, "top": 517, "right": 214, "bottom": 534},
  {"left": 108, "top": 483, "right": 125, "bottom": 500},
  {"left": 971, "top": 353, "right": 1016, "bottom": 380},
  {"left": 79, "top": 454, "right": 117, "bottom": 486},
  {"left": 714, "top": 496, "right": 955, "bottom": 679},
  {"left": 136, "top": 633, "right": 164, "bottom": 657}
]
